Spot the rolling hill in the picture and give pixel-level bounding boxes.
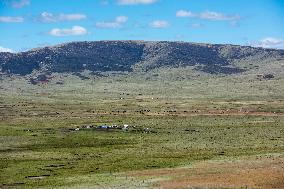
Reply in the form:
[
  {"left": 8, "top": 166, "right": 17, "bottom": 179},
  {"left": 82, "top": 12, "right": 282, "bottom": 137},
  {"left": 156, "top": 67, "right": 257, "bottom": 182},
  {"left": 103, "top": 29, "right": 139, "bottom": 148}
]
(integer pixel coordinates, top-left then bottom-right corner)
[{"left": 1, "top": 40, "right": 283, "bottom": 76}]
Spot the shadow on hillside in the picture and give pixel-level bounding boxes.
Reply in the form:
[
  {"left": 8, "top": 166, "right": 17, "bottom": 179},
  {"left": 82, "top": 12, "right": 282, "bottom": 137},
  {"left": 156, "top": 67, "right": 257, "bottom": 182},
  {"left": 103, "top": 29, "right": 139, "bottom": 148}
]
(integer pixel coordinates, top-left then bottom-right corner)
[{"left": 195, "top": 65, "right": 245, "bottom": 74}]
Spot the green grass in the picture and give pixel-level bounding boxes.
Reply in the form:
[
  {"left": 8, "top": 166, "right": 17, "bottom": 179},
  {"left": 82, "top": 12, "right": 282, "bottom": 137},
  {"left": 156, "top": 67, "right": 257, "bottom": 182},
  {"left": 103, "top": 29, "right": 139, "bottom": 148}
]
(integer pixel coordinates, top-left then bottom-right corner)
[
  {"left": 1, "top": 114, "right": 283, "bottom": 188},
  {"left": 0, "top": 67, "right": 283, "bottom": 188}
]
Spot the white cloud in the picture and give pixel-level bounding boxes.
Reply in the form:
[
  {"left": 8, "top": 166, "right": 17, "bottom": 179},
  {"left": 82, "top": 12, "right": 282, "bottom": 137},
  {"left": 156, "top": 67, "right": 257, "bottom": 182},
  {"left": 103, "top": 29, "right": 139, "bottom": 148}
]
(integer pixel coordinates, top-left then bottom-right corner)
[
  {"left": 249, "top": 37, "right": 284, "bottom": 49},
  {"left": 116, "top": 16, "right": 128, "bottom": 23},
  {"left": 176, "top": 10, "right": 240, "bottom": 21},
  {"left": 40, "top": 12, "right": 87, "bottom": 22},
  {"left": 0, "top": 16, "right": 24, "bottom": 23},
  {"left": 176, "top": 10, "right": 195, "bottom": 17},
  {"left": 0, "top": 46, "right": 13, "bottom": 53},
  {"left": 117, "top": 0, "right": 157, "bottom": 5},
  {"left": 200, "top": 11, "right": 240, "bottom": 21},
  {"left": 49, "top": 26, "right": 87, "bottom": 37},
  {"left": 11, "top": 0, "right": 30, "bottom": 8},
  {"left": 150, "top": 20, "right": 169, "bottom": 28},
  {"left": 96, "top": 16, "right": 128, "bottom": 28}
]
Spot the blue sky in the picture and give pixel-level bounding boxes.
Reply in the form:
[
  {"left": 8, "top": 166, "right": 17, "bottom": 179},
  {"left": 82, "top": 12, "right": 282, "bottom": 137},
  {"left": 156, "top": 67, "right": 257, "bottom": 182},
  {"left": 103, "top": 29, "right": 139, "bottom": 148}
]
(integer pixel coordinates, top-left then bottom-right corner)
[{"left": 0, "top": 0, "right": 284, "bottom": 52}]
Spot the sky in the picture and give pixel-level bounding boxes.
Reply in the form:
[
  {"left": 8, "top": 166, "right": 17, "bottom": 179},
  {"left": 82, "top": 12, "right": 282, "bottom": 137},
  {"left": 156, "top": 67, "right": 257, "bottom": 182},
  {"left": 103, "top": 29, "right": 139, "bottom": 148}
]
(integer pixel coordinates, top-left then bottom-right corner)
[{"left": 0, "top": 0, "right": 284, "bottom": 52}]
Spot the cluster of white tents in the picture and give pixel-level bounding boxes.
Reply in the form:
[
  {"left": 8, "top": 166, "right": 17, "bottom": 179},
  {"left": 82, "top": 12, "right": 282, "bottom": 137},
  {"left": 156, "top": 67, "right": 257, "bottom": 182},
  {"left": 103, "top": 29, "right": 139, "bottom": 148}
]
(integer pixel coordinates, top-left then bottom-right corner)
[{"left": 74, "top": 124, "right": 152, "bottom": 133}]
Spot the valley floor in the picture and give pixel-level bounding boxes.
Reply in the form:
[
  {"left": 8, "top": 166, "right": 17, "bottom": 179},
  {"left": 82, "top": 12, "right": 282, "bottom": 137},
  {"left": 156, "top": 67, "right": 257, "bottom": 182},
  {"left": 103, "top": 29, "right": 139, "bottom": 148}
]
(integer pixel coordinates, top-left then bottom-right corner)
[{"left": 0, "top": 71, "right": 283, "bottom": 189}]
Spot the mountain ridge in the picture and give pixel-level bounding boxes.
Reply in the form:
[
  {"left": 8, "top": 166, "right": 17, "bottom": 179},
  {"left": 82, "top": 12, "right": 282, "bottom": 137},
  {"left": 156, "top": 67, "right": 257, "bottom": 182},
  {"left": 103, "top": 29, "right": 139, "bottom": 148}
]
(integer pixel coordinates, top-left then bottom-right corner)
[{"left": 1, "top": 40, "right": 283, "bottom": 76}]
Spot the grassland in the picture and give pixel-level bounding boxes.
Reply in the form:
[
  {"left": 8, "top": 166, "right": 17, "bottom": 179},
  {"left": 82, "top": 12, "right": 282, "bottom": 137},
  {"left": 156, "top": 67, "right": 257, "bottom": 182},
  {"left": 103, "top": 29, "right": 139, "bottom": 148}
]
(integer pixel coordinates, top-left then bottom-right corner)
[{"left": 0, "top": 66, "right": 284, "bottom": 189}]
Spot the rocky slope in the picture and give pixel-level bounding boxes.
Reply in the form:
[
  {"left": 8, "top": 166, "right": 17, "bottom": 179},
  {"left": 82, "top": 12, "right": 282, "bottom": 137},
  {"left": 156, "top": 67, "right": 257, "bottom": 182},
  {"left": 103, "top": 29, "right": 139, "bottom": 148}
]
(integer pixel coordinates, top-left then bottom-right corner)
[{"left": 1, "top": 40, "right": 284, "bottom": 76}]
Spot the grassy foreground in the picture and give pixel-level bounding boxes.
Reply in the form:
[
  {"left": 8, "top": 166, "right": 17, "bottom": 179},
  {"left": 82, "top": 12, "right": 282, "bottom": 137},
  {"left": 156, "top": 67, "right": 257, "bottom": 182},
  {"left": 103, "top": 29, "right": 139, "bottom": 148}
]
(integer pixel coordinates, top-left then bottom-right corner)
[{"left": 0, "top": 69, "right": 283, "bottom": 188}]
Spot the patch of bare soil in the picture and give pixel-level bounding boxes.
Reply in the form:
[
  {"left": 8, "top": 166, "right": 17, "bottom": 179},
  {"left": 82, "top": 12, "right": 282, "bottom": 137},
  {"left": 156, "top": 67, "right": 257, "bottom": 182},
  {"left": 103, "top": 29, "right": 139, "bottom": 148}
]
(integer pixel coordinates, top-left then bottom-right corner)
[{"left": 128, "top": 154, "right": 284, "bottom": 189}]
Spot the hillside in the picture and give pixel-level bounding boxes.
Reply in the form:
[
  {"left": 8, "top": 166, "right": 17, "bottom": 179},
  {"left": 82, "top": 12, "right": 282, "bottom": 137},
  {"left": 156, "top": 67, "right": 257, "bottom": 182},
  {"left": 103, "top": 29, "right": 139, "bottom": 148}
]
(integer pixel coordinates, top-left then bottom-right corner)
[{"left": 1, "top": 40, "right": 284, "bottom": 76}]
